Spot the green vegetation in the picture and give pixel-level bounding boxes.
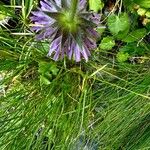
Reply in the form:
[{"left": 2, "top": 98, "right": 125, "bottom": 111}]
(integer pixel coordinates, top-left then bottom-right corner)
[{"left": 0, "top": 0, "right": 150, "bottom": 149}]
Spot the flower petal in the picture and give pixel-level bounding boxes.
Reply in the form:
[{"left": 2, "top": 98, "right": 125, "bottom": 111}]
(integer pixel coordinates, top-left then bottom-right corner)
[
  {"left": 87, "top": 28, "right": 99, "bottom": 38},
  {"left": 68, "top": 39, "right": 74, "bottom": 59},
  {"left": 54, "top": 0, "right": 61, "bottom": 7},
  {"left": 30, "top": 26, "right": 42, "bottom": 32},
  {"left": 48, "top": 36, "right": 62, "bottom": 56},
  {"left": 88, "top": 13, "right": 101, "bottom": 25},
  {"left": 74, "top": 44, "right": 81, "bottom": 62},
  {"left": 79, "top": 0, "right": 86, "bottom": 11},
  {"left": 81, "top": 45, "right": 91, "bottom": 62},
  {"left": 84, "top": 38, "right": 97, "bottom": 49},
  {"left": 81, "top": 47, "right": 88, "bottom": 62},
  {"left": 42, "top": 0, "right": 58, "bottom": 12},
  {"left": 40, "top": 1, "right": 52, "bottom": 11},
  {"left": 53, "top": 48, "right": 61, "bottom": 60}
]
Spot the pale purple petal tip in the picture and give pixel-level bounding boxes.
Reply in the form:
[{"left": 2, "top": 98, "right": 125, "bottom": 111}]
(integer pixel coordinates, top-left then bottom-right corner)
[
  {"left": 90, "top": 13, "right": 101, "bottom": 25},
  {"left": 79, "top": 0, "right": 87, "bottom": 11},
  {"left": 54, "top": 0, "right": 61, "bottom": 7},
  {"left": 53, "top": 49, "right": 60, "bottom": 60},
  {"left": 48, "top": 36, "right": 62, "bottom": 56},
  {"left": 74, "top": 44, "right": 81, "bottom": 62},
  {"left": 42, "top": 0, "right": 57, "bottom": 12}
]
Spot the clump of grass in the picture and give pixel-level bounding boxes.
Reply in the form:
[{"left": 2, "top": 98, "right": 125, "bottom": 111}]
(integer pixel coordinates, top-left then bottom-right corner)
[{"left": 0, "top": 0, "right": 150, "bottom": 150}]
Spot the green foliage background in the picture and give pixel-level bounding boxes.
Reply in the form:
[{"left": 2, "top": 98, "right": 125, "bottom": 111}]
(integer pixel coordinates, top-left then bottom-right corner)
[{"left": 0, "top": 0, "right": 150, "bottom": 149}]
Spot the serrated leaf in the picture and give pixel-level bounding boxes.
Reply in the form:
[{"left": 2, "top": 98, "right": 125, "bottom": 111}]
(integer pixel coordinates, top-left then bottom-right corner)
[
  {"left": 117, "top": 51, "right": 129, "bottom": 62},
  {"left": 99, "top": 36, "right": 115, "bottom": 50},
  {"left": 119, "top": 43, "right": 146, "bottom": 55},
  {"left": 89, "top": 0, "right": 104, "bottom": 12},
  {"left": 122, "top": 28, "right": 147, "bottom": 42},
  {"left": 115, "top": 29, "right": 129, "bottom": 40},
  {"left": 107, "top": 13, "right": 130, "bottom": 35}
]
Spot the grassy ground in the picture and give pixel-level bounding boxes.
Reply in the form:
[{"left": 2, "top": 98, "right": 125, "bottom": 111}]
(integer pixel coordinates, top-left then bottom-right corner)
[{"left": 0, "top": 0, "right": 150, "bottom": 149}]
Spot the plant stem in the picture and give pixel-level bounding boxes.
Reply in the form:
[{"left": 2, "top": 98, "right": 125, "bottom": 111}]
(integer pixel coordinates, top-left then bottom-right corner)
[{"left": 70, "top": 0, "right": 78, "bottom": 21}]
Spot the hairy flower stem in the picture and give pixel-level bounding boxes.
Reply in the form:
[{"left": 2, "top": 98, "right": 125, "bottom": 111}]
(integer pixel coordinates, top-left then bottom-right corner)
[{"left": 70, "top": 0, "right": 78, "bottom": 21}]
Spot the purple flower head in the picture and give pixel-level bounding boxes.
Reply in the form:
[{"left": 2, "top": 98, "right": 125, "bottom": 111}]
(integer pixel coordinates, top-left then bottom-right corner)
[{"left": 30, "top": 0, "right": 100, "bottom": 62}]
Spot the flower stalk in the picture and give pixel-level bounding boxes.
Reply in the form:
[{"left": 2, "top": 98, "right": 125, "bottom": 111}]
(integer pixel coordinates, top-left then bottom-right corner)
[{"left": 70, "top": 0, "right": 78, "bottom": 21}]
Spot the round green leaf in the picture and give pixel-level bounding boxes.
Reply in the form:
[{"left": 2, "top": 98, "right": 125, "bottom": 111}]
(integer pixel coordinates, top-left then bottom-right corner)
[
  {"left": 117, "top": 51, "right": 129, "bottom": 62},
  {"left": 99, "top": 36, "right": 115, "bottom": 50},
  {"left": 107, "top": 13, "right": 130, "bottom": 35},
  {"left": 89, "top": 0, "right": 104, "bottom": 12}
]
